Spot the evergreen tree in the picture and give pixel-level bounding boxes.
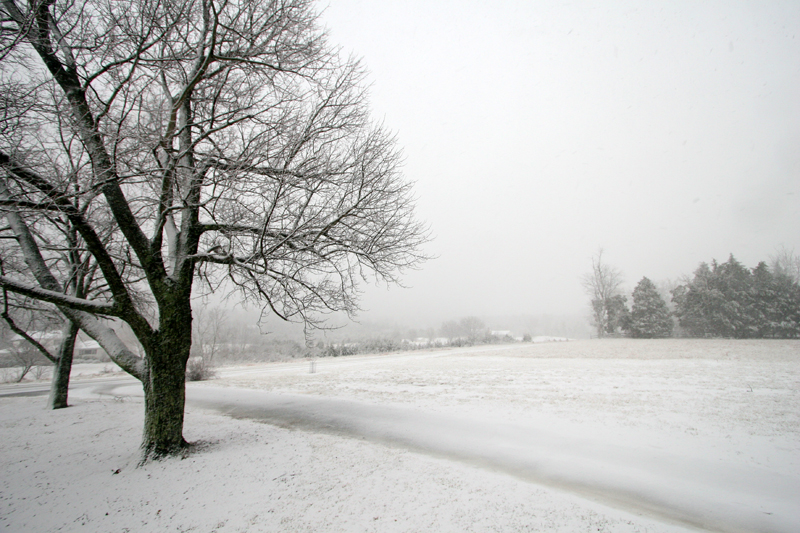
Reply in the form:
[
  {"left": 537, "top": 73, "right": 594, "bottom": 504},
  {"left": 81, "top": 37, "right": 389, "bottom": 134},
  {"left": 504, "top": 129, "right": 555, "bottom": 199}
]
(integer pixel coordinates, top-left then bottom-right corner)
[
  {"left": 672, "top": 255, "right": 800, "bottom": 338},
  {"left": 751, "top": 262, "right": 800, "bottom": 337},
  {"left": 714, "top": 255, "right": 757, "bottom": 337},
  {"left": 671, "top": 263, "right": 719, "bottom": 337},
  {"left": 606, "top": 295, "right": 631, "bottom": 335},
  {"left": 673, "top": 256, "right": 752, "bottom": 338},
  {"left": 628, "top": 277, "right": 673, "bottom": 338}
]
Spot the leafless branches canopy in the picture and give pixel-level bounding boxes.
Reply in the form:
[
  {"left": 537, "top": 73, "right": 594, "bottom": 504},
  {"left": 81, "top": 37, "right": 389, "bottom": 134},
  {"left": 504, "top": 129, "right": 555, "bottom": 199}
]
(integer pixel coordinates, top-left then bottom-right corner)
[
  {"left": 581, "top": 249, "right": 624, "bottom": 338},
  {"left": 0, "top": 0, "right": 428, "bottom": 457},
  {"left": 770, "top": 246, "right": 800, "bottom": 284}
]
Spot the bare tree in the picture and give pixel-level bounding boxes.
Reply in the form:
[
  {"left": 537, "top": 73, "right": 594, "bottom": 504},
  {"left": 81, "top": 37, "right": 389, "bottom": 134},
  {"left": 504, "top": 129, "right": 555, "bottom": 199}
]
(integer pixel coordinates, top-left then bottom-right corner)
[
  {"left": 0, "top": 0, "right": 428, "bottom": 460},
  {"left": 0, "top": 321, "right": 45, "bottom": 383},
  {"left": 1, "top": 176, "right": 105, "bottom": 408},
  {"left": 581, "top": 249, "right": 625, "bottom": 338},
  {"left": 440, "top": 320, "right": 462, "bottom": 341},
  {"left": 187, "top": 305, "right": 227, "bottom": 380},
  {"left": 1, "top": 291, "right": 54, "bottom": 369},
  {"left": 192, "top": 306, "right": 227, "bottom": 366},
  {"left": 770, "top": 246, "right": 800, "bottom": 283},
  {"left": 1, "top": 344, "right": 37, "bottom": 383},
  {"left": 439, "top": 316, "right": 487, "bottom": 343},
  {"left": 460, "top": 316, "right": 487, "bottom": 341}
]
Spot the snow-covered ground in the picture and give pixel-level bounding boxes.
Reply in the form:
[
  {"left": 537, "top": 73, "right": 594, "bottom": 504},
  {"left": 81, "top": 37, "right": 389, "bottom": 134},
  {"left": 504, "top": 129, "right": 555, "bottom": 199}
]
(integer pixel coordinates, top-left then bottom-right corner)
[{"left": 1, "top": 339, "right": 798, "bottom": 532}]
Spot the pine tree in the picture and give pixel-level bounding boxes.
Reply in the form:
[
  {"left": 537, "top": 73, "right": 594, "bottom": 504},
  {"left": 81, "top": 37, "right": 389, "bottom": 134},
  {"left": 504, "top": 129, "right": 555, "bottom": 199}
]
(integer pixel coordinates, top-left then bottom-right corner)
[
  {"left": 628, "top": 277, "right": 673, "bottom": 338},
  {"left": 713, "top": 255, "right": 756, "bottom": 337},
  {"left": 673, "top": 255, "right": 800, "bottom": 338},
  {"left": 751, "top": 262, "right": 800, "bottom": 338}
]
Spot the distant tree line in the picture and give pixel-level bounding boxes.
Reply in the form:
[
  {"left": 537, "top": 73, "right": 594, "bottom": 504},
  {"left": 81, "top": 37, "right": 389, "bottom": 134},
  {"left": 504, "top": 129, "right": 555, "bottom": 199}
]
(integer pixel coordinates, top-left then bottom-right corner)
[
  {"left": 584, "top": 250, "right": 800, "bottom": 339},
  {"left": 321, "top": 316, "right": 517, "bottom": 357}
]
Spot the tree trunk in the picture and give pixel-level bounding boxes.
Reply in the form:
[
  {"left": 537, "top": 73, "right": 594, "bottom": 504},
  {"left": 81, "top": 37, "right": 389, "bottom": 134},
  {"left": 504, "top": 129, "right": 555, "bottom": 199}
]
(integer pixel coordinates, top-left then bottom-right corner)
[
  {"left": 47, "top": 321, "right": 79, "bottom": 409},
  {"left": 140, "top": 298, "right": 192, "bottom": 460},
  {"left": 141, "top": 359, "right": 188, "bottom": 459}
]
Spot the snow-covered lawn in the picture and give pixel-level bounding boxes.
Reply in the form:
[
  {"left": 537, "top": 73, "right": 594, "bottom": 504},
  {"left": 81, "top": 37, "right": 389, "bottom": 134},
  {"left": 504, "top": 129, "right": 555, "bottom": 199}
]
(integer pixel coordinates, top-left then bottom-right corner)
[{"left": 1, "top": 339, "right": 798, "bottom": 532}]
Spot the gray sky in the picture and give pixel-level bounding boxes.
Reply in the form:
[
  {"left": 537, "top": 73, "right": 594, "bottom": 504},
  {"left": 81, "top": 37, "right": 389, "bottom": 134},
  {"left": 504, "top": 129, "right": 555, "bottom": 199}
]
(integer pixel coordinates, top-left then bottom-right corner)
[{"left": 318, "top": 0, "right": 800, "bottom": 326}]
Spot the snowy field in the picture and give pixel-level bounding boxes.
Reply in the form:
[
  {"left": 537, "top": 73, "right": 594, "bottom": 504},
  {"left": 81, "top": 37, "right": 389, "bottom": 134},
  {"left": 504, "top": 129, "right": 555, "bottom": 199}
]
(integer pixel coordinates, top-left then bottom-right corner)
[{"left": 1, "top": 339, "right": 798, "bottom": 532}]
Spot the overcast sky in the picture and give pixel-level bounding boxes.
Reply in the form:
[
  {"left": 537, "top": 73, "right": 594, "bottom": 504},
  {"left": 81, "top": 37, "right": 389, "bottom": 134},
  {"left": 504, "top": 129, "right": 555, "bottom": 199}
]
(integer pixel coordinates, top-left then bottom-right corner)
[{"left": 317, "top": 0, "right": 800, "bottom": 326}]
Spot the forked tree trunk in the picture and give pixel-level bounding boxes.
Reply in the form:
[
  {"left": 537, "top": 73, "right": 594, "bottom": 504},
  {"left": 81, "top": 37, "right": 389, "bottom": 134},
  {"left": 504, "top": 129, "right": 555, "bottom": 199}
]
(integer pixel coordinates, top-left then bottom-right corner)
[
  {"left": 47, "top": 321, "right": 79, "bottom": 409},
  {"left": 140, "top": 298, "right": 193, "bottom": 460}
]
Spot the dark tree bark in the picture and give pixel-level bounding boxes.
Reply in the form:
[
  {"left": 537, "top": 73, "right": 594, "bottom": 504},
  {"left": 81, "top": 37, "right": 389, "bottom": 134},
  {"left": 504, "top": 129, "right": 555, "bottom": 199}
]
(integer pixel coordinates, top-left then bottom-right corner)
[
  {"left": 140, "top": 291, "right": 193, "bottom": 456},
  {"left": 48, "top": 321, "right": 79, "bottom": 409}
]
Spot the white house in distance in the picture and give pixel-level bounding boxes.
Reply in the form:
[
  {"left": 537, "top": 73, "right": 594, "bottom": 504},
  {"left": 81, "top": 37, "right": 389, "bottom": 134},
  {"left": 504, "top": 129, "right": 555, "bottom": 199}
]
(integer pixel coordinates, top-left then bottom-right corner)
[
  {"left": 3, "top": 330, "right": 109, "bottom": 361},
  {"left": 75, "top": 338, "right": 105, "bottom": 358}
]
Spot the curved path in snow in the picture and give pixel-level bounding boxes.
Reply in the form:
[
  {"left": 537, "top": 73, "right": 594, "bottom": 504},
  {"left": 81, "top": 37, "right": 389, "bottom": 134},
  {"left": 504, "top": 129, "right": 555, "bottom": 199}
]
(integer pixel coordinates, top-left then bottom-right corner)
[{"left": 75, "top": 381, "right": 800, "bottom": 533}]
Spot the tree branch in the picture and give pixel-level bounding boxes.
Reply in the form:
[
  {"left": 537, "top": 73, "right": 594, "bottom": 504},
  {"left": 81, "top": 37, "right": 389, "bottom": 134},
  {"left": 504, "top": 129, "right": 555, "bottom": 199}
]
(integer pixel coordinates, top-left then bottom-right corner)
[
  {"left": 0, "top": 276, "right": 118, "bottom": 316},
  {"left": 0, "top": 308, "right": 58, "bottom": 364},
  {"left": 1, "top": 1, "right": 166, "bottom": 285}
]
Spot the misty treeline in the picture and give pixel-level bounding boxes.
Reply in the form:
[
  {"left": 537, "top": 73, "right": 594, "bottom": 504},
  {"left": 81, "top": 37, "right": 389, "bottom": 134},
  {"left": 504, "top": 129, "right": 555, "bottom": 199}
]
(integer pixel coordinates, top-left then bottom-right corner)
[
  {"left": 189, "top": 313, "right": 527, "bottom": 362},
  {"left": 191, "top": 311, "right": 486, "bottom": 361},
  {"left": 585, "top": 249, "right": 800, "bottom": 339},
  {"left": 317, "top": 315, "right": 586, "bottom": 357},
  {"left": 190, "top": 308, "right": 306, "bottom": 363},
  {"left": 2, "top": 302, "right": 581, "bottom": 383}
]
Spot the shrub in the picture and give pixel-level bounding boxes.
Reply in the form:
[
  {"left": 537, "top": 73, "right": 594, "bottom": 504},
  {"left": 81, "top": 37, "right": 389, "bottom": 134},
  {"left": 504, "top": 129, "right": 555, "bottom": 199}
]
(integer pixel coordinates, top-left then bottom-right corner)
[{"left": 186, "top": 358, "right": 217, "bottom": 381}]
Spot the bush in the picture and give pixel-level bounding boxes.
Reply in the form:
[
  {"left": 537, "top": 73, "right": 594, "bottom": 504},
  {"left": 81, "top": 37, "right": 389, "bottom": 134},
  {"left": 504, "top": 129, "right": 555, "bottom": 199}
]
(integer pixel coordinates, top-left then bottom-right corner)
[{"left": 186, "top": 358, "right": 217, "bottom": 381}]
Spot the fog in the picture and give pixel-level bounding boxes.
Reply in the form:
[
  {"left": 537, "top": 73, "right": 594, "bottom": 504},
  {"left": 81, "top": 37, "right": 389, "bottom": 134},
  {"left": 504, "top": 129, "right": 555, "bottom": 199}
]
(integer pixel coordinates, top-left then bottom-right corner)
[{"left": 308, "top": 0, "right": 800, "bottom": 329}]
